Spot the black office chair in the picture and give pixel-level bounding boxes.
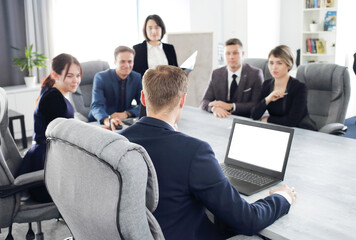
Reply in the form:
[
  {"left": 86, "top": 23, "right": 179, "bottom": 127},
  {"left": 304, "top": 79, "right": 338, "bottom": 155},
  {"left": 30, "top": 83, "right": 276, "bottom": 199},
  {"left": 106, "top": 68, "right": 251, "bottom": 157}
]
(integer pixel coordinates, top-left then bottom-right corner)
[
  {"left": 0, "top": 87, "right": 60, "bottom": 240},
  {"left": 244, "top": 58, "right": 272, "bottom": 80},
  {"left": 296, "top": 63, "right": 350, "bottom": 135}
]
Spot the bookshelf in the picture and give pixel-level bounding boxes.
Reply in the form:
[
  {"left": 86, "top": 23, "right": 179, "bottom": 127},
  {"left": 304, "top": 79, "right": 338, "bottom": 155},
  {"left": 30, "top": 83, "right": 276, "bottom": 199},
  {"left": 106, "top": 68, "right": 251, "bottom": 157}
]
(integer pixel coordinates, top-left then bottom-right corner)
[{"left": 301, "top": 0, "right": 338, "bottom": 65}]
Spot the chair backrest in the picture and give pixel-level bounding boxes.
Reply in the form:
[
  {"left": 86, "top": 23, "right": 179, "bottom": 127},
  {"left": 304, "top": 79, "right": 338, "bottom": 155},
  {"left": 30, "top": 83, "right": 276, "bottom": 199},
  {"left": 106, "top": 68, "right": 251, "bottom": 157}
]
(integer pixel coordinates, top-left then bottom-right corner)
[
  {"left": 0, "top": 87, "right": 22, "bottom": 176},
  {"left": 45, "top": 118, "right": 164, "bottom": 240},
  {"left": 296, "top": 63, "right": 350, "bottom": 130},
  {"left": 69, "top": 61, "right": 110, "bottom": 121},
  {"left": 0, "top": 88, "right": 19, "bottom": 228},
  {"left": 244, "top": 58, "right": 272, "bottom": 80}
]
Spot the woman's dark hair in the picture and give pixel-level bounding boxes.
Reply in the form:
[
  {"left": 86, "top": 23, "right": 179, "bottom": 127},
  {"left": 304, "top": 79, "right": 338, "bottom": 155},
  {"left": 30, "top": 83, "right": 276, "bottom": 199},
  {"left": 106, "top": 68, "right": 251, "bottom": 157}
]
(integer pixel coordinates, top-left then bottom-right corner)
[
  {"left": 143, "top": 14, "right": 166, "bottom": 41},
  {"left": 42, "top": 53, "right": 82, "bottom": 88}
]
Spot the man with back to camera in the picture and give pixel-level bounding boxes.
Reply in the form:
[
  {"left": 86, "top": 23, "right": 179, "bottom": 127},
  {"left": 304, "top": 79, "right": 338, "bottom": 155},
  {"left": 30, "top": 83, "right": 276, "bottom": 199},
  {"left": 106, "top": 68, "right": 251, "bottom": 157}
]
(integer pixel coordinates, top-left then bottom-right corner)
[
  {"left": 200, "top": 38, "right": 263, "bottom": 118},
  {"left": 88, "top": 46, "right": 142, "bottom": 130},
  {"left": 120, "top": 65, "right": 296, "bottom": 240}
]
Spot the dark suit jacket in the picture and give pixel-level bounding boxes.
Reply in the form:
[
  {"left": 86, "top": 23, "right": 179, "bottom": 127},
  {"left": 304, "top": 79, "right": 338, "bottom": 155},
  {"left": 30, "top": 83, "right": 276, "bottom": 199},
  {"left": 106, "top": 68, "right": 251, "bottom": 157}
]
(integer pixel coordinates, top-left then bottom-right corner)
[
  {"left": 121, "top": 117, "right": 290, "bottom": 240},
  {"left": 133, "top": 40, "right": 178, "bottom": 76},
  {"left": 200, "top": 64, "right": 263, "bottom": 117},
  {"left": 251, "top": 77, "right": 316, "bottom": 130},
  {"left": 88, "top": 69, "right": 142, "bottom": 123}
]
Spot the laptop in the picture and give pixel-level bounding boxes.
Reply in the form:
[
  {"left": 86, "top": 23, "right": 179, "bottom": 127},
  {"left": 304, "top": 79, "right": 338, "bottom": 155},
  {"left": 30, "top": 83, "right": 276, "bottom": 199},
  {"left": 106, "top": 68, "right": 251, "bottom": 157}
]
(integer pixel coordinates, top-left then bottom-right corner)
[
  {"left": 180, "top": 50, "right": 198, "bottom": 75},
  {"left": 221, "top": 118, "right": 294, "bottom": 196}
]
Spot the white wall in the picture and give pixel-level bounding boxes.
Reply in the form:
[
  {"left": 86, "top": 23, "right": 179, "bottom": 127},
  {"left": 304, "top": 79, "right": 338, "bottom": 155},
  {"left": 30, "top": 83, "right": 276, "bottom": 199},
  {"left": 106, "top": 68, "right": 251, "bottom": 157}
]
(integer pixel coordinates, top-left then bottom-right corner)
[
  {"left": 335, "top": 0, "right": 356, "bottom": 117},
  {"left": 280, "top": 0, "right": 303, "bottom": 64},
  {"left": 190, "top": 0, "right": 223, "bottom": 68},
  {"left": 222, "top": 0, "right": 248, "bottom": 49},
  {"left": 138, "top": 0, "right": 191, "bottom": 42},
  {"left": 190, "top": 0, "right": 301, "bottom": 67},
  {"left": 247, "top": 0, "right": 281, "bottom": 59}
]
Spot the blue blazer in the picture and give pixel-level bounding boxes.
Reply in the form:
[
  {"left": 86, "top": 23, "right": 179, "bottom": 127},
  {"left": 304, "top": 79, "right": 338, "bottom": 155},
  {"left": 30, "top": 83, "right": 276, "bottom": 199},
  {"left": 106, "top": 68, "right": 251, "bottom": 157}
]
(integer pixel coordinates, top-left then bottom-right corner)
[
  {"left": 121, "top": 117, "right": 290, "bottom": 240},
  {"left": 88, "top": 69, "right": 142, "bottom": 123}
]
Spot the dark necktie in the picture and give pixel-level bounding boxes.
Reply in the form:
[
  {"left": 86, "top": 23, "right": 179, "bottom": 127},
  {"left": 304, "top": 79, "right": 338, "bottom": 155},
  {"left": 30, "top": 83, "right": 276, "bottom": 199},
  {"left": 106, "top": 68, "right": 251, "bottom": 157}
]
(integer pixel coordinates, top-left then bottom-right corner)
[
  {"left": 230, "top": 74, "right": 238, "bottom": 101},
  {"left": 118, "top": 79, "right": 126, "bottom": 112}
]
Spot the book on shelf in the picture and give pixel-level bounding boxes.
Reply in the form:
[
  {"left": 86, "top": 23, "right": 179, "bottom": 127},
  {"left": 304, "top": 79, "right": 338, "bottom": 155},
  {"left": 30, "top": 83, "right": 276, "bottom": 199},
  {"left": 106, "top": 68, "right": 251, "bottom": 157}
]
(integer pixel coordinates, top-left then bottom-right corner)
[
  {"left": 307, "top": 38, "right": 313, "bottom": 53},
  {"left": 306, "top": 38, "right": 319, "bottom": 54},
  {"left": 311, "top": 38, "right": 318, "bottom": 53},
  {"left": 315, "top": 40, "right": 326, "bottom": 54},
  {"left": 323, "top": 11, "right": 337, "bottom": 31},
  {"left": 325, "top": 0, "right": 334, "bottom": 7},
  {"left": 305, "top": 0, "right": 334, "bottom": 9}
]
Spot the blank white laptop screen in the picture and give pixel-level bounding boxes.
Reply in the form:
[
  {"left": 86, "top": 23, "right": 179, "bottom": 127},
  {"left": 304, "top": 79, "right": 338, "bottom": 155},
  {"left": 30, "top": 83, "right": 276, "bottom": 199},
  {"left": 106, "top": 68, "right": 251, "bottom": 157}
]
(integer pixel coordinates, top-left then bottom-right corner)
[{"left": 227, "top": 122, "right": 290, "bottom": 172}]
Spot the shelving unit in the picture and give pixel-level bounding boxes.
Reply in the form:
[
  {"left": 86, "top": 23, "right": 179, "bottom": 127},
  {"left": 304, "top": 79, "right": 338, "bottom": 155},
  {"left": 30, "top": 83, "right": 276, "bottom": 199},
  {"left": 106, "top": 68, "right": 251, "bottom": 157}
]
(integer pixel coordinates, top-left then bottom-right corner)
[{"left": 301, "top": 0, "right": 338, "bottom": 65}]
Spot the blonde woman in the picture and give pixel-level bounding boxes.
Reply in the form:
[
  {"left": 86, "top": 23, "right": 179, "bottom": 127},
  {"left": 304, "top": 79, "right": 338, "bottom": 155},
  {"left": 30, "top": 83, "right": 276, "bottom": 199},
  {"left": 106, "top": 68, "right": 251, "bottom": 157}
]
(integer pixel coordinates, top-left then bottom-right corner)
[{"left": 251, "top": 45, "right": 316, "bottom": 130}]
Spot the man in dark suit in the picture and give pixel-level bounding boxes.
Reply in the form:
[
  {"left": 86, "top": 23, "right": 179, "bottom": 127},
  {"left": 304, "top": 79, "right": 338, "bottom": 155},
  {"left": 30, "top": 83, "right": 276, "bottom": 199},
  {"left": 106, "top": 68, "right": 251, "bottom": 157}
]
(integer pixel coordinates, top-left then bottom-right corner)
[
  {"left": 88, "top": 46, "right": 142, "bottom": 129},
  {"left": 121, "top": 65, "right": 296, "bottom": 240},
  {"left": 200, "top": 38, "right": 264, "bottom": 118}
]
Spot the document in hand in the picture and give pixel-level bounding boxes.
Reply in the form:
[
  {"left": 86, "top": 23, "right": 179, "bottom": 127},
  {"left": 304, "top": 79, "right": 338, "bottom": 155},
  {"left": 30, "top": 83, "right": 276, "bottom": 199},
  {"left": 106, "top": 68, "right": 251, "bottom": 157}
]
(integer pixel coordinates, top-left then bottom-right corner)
[{"left": 180, "top": 50, "right": 198, "bottom": 75}]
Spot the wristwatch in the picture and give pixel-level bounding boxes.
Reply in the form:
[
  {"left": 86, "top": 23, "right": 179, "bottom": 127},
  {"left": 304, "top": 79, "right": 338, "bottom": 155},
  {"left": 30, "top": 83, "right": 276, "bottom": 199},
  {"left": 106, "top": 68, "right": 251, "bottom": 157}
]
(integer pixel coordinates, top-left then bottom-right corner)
[
  {"left": 229, "top": 103, "right": 234, "bottom": 112},
  {"left": 125, "top": 111, "right": 133, "bottom": 118}
]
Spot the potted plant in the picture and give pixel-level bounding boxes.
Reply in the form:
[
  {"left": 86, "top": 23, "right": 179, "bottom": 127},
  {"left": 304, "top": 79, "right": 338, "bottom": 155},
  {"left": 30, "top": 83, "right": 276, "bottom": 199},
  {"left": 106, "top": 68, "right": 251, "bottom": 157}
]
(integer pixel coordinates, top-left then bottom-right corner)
[
  {"left": 11, "top": 44, "right": 48, "bottom": 87},
  {"left": 310, "top": 20, "right": 318, "bottom": 32}
]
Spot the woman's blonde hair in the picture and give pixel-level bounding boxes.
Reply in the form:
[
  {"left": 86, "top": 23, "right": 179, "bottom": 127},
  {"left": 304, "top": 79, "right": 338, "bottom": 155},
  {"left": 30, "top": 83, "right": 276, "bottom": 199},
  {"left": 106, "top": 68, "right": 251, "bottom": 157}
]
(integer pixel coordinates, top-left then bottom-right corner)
[{"left": 268, "top": 45, "right": 294, "bottom": 71}]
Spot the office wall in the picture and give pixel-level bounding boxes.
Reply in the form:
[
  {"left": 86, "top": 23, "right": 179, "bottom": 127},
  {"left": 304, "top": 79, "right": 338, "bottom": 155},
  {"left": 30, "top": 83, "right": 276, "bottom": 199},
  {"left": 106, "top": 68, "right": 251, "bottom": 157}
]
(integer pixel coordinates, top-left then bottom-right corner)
[
  {"left": 167, "top": 32, "right": 213, "bottom": 107},
  {"left": 190, "top": 0, "right": 223, "bottom": 69},
  {"left": 247, "top": 0, "right": 281, "bottom": 59},
  {"left": 280, "top": 0, "right": 302, "bottom": 62},
  {"left": 189, "top": 0, "right": 301, "bottom": 69},
  {"left": 336, "top": 0, "right": 356, "bottom": 117}
]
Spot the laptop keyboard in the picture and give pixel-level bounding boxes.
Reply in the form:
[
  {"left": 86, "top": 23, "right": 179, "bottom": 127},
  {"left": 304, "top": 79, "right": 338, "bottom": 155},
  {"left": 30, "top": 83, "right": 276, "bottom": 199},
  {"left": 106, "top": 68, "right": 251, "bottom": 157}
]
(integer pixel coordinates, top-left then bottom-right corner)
[{"left": 221, "top": 164, "right": 274, "bottom": 186}]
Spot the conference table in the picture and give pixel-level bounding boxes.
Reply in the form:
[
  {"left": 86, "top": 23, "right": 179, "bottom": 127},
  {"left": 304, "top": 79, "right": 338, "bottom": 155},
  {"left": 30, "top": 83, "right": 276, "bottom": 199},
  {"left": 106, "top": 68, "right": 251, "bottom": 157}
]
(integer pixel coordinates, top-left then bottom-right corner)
[{"left": 178, "top": 106, "right": 356, "bottom": 240}]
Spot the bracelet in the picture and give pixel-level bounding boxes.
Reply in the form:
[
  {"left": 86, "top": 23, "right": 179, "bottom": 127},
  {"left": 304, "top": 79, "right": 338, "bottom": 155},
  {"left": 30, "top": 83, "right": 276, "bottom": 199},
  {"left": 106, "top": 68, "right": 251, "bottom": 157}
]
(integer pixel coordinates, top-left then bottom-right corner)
[{"left": 108, "top": 115, "right": 111, "bottom": 126}]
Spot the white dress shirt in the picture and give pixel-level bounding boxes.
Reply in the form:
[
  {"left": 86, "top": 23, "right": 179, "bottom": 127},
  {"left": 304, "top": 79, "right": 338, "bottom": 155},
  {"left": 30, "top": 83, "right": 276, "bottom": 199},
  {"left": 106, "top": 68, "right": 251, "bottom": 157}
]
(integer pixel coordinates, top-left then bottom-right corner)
[{"left": 147, "top": 41, "right": 168, "bottom": 69}]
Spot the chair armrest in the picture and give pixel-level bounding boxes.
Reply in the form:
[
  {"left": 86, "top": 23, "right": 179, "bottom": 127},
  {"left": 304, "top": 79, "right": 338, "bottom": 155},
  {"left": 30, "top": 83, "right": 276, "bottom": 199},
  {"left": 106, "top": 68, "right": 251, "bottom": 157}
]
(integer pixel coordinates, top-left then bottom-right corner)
[
  {"left": 319, "top": 123, "right": 348, "bottom": 135},
  {"left": 0, "top": 170, "right": 44, "bottom": 198}
]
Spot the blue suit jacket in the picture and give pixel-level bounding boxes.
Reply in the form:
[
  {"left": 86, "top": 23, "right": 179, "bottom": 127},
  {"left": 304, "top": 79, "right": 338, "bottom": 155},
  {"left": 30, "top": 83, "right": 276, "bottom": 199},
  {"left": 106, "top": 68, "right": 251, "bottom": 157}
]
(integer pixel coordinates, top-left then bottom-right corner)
[
  {"left": 88, "top": 69, "right": 142, "bottom": 123},
  {"left": 121, "top": 117, "right": 290, "bottom": 240}
]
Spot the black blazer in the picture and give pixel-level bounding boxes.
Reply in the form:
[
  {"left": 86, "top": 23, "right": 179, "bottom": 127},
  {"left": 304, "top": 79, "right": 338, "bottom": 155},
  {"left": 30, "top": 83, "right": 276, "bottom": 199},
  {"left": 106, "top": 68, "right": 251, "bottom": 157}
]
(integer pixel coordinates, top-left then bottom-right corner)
[
  {"left": 133, "top": 40, "right": 178, "bottom": 117},
  {"left": 251, "top": 77, "right": 316, "bottom": 130},
  {"left": 133, "top": 40, "right": 178, "bottom": 76}
]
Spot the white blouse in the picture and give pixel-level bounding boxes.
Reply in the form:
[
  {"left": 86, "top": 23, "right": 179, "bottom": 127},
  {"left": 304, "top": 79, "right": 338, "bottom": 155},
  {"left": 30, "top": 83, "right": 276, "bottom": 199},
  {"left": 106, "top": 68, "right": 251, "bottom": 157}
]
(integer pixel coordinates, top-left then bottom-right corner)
[{"left": 147, "top": 41, "right": 168, "bottom": 69}]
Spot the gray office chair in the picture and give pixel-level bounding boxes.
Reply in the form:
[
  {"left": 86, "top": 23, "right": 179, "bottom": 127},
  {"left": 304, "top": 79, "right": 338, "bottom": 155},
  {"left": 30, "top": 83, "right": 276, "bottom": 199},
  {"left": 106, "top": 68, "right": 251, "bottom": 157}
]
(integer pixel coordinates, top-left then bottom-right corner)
[
  {"left": 45, "top": 118, "right": 164, "bottom": 240},
  {"left": 69, "top": 60, "right": 110, "bottom": 122},
  {"left": 0, "top": 87, "right": 60, "bottom": 240},
  {"left": 244, "top": 58, "right": 272, "bottom": 80},
  {"left": 296, "top": 63, "right": 350, "bottom": 135}
]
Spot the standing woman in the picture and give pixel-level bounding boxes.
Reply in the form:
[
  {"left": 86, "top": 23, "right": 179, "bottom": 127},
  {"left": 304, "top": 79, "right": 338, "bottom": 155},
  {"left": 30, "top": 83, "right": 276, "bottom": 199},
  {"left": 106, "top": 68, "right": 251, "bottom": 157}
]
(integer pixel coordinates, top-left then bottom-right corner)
[
  {"left": 133, "top": 14, "right": 178, "bottom": 117},
  {"left": 251, "top": 45, "right": 316, "bottom": 130},
  {"left": 16, "top": 53, "right": 82, "bottom": 201}
]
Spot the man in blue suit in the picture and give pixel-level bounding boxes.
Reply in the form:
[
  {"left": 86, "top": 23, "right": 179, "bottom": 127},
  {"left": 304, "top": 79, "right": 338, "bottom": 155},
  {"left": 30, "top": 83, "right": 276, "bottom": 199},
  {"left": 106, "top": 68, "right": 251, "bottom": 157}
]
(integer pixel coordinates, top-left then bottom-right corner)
[
  {"left": 121, "top": 65, "right": 296, "bottom": 240},
  {"left": 88, "top": 46, "right": 142, "bottom": 129}
]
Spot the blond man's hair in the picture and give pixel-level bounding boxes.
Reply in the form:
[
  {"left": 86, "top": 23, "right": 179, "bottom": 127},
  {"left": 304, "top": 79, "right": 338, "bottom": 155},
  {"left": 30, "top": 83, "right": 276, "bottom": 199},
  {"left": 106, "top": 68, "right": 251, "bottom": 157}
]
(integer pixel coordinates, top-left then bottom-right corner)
[{"left": 142, "top": 65, "right": 188, "bottom": 112}]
